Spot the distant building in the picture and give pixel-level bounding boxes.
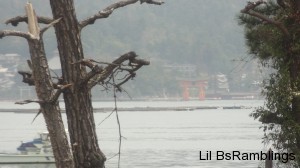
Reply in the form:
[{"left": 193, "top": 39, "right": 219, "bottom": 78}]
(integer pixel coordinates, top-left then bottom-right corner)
[{"left": 216, "top": 73, "right": 229, "bottom": 93}]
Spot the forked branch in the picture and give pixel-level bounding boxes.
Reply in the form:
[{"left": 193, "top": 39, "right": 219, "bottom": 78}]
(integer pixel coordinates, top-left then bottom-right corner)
[
  {"left": 86, "top": 51, "right": 149, "bottom": 89},
  {"left": 50, "top": 84, "right": 73, "bottom": 103}
]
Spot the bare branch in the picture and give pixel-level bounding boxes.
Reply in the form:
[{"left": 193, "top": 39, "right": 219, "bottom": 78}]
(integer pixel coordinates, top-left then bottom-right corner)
[
  {"left": 130, "top": 58, "right": 150, "bottom": 66},
  {"left": 40, "top": 17, "right": 62, "bottom": 34},
  {"left": 112, "top": 75, "right": 122, "bottom": 168},
  {"left": 32, "top": 109, "right": 43, "bottom": 123},
  {"left": 116, "top": 72, "right": 135, "bottom": 88},
  {"left": 0, "top": 30, "right": 32, "bottom": 40},
  {"left": 87, "top": 51, "right": 143, "bottom": 89},
  {"left": 140, "top": 0, "right": 164, "bottom": 5},
  {"left": 241, "top": 0, "right": 290, "bottom": 37},
  {"left": 71, "top": 59, "right": 97, "bottom": 69},
  {"left": 15, "top": 99, "right": 44, "bottom": 105},
  {"left": 83, "top": 66, "right": 104, "bottom": 85},
  {"left": 79, "top": 9, "right": 113, "bottom": 29},
  {"left": 74, "top": 59, "right": 120, "bottom": 80},
  {"left": 79, "top": 0, "right": 164, "bottom": 29},
  {"left": 90, "top": 60, "right": 120, "bottom": 66},
  {"left": 106, "top": 153, "right": 120, "bottom": 160},
  {"left": 50, "top": 84, "right": 73, "bottom": 103},
  {"left": 98, "top": 108, "right": 116, "bottom": 126},
  {"left": 72, "top": 59, "right": 104, "bottom": 85},
  {"left": 5, "top": 15, "right": 53, "bottom": 26},
  {"left": 1, "top": 6, "right": 55, "bottom": 41},
  {"left": 79, "top": 0, "right": 138, "bottom": 29}
]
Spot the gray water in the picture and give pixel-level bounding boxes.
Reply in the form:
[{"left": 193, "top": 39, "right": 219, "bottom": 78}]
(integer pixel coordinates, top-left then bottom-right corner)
[{"left": 0, "top": 100, "right": 265, "bottom": 168}]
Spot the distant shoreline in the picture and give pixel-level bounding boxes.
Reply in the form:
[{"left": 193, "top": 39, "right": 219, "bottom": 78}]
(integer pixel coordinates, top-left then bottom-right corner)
[{"left": 0, "top": 105, "right": 253, "bottom": 113}]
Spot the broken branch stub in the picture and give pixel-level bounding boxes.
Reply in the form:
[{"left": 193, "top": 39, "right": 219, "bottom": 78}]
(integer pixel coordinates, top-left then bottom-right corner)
[{"left": 25, "top": 2, "right": 40, "bottom": 39}]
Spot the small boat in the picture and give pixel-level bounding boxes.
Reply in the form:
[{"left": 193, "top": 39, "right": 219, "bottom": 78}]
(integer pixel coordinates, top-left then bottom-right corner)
[{"left": 0, "top": 132, "right": 55, "bottom": 164}]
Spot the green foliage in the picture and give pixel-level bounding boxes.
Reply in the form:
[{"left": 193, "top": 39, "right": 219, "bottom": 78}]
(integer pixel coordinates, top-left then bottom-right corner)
[
  {"left": 252, "top": 69, "right": 293, "bottom": 144},
  {"left": 238, "top": 4, "right": 285, "bottom": 60},
  {"left": 239, "top": 0, "right": 300, "bottom": 166}
]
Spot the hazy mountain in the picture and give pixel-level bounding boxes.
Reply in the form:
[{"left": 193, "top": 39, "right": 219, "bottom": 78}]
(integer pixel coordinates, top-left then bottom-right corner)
[{"left": 0, "top": 0, "right": 257, "bottom": 99}]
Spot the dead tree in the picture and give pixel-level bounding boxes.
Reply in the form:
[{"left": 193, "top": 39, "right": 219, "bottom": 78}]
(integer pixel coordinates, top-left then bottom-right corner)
[
  {"left": 0, "top": 3, "right": 73, "bottom": 168},
  {"left": 3, "top": 0, "right": 164, "bottom": 167}
]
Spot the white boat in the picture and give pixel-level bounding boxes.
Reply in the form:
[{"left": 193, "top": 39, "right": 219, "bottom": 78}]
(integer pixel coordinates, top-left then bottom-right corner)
[{"left": 0, "top": 132, "right": 55, "bottom": 164}]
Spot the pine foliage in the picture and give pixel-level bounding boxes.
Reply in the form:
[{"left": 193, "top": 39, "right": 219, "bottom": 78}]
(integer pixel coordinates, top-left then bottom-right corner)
[{"left": 239, "top": 0, "right": 300, "bottom": 166}]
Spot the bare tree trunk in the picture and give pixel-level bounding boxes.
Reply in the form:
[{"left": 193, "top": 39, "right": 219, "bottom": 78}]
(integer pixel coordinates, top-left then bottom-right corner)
[
  {"left": 2, "top": 1, "right": 161, "bottom": 167},
  {"left": 27, "top": 38, "right": 74, "bottom": 168},
  {"left": 49, "top": 0, "right": 106, "bottom": 167},
  {"left": 15, "top": 3, "right": 74, "bottom": 167},
  {"left": 0, "top": 3, "right": 75, "bottom": 167}
]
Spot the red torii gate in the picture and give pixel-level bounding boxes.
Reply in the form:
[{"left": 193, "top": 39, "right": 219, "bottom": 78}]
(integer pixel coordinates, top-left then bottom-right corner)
[{"left": 179, "top": 79, "right": 207, "bottom": 101}]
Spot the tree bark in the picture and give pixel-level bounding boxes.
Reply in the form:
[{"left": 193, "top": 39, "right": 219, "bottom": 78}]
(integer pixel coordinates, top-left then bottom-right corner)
[
  {"left": 48, "top": 0, "right": 106, "bottom": 167},
  {"left": 1, "top": 1, "right": 161, "bottom": 167},
  {"left": 290, "top": 57, "right": 300, "bottom": 152},
  {"left": 27, "top": 36, "right": 74, "bottom": 168},
  {"left": 4, "top": 3, "right": 75, "bottom": 167}
]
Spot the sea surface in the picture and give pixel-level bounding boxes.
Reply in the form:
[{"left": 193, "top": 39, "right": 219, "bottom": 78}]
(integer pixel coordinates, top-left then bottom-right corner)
[{"left": 0, "top": 100, "right": 267, "bottom": 168}]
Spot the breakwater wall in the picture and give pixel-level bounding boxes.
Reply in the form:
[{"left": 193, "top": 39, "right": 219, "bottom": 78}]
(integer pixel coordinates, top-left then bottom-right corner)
[{"left": 0, "top": 105, "right": 252, "bottom": 113}]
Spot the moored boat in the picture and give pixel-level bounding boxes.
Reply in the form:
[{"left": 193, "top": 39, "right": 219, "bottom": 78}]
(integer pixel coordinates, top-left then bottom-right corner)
[{"left": 0, "top": 132, "right": 55, "bottom": 164}]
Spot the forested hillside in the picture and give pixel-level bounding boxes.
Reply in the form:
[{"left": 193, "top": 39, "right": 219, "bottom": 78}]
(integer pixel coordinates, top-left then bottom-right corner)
[{"left": 0, "top": 0, "right": 257, "bottom": 99}]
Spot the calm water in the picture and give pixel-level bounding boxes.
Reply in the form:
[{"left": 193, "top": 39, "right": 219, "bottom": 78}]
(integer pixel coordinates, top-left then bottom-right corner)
[{"left": 0, "top": 100, "right": 266, "bottom": 168}]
